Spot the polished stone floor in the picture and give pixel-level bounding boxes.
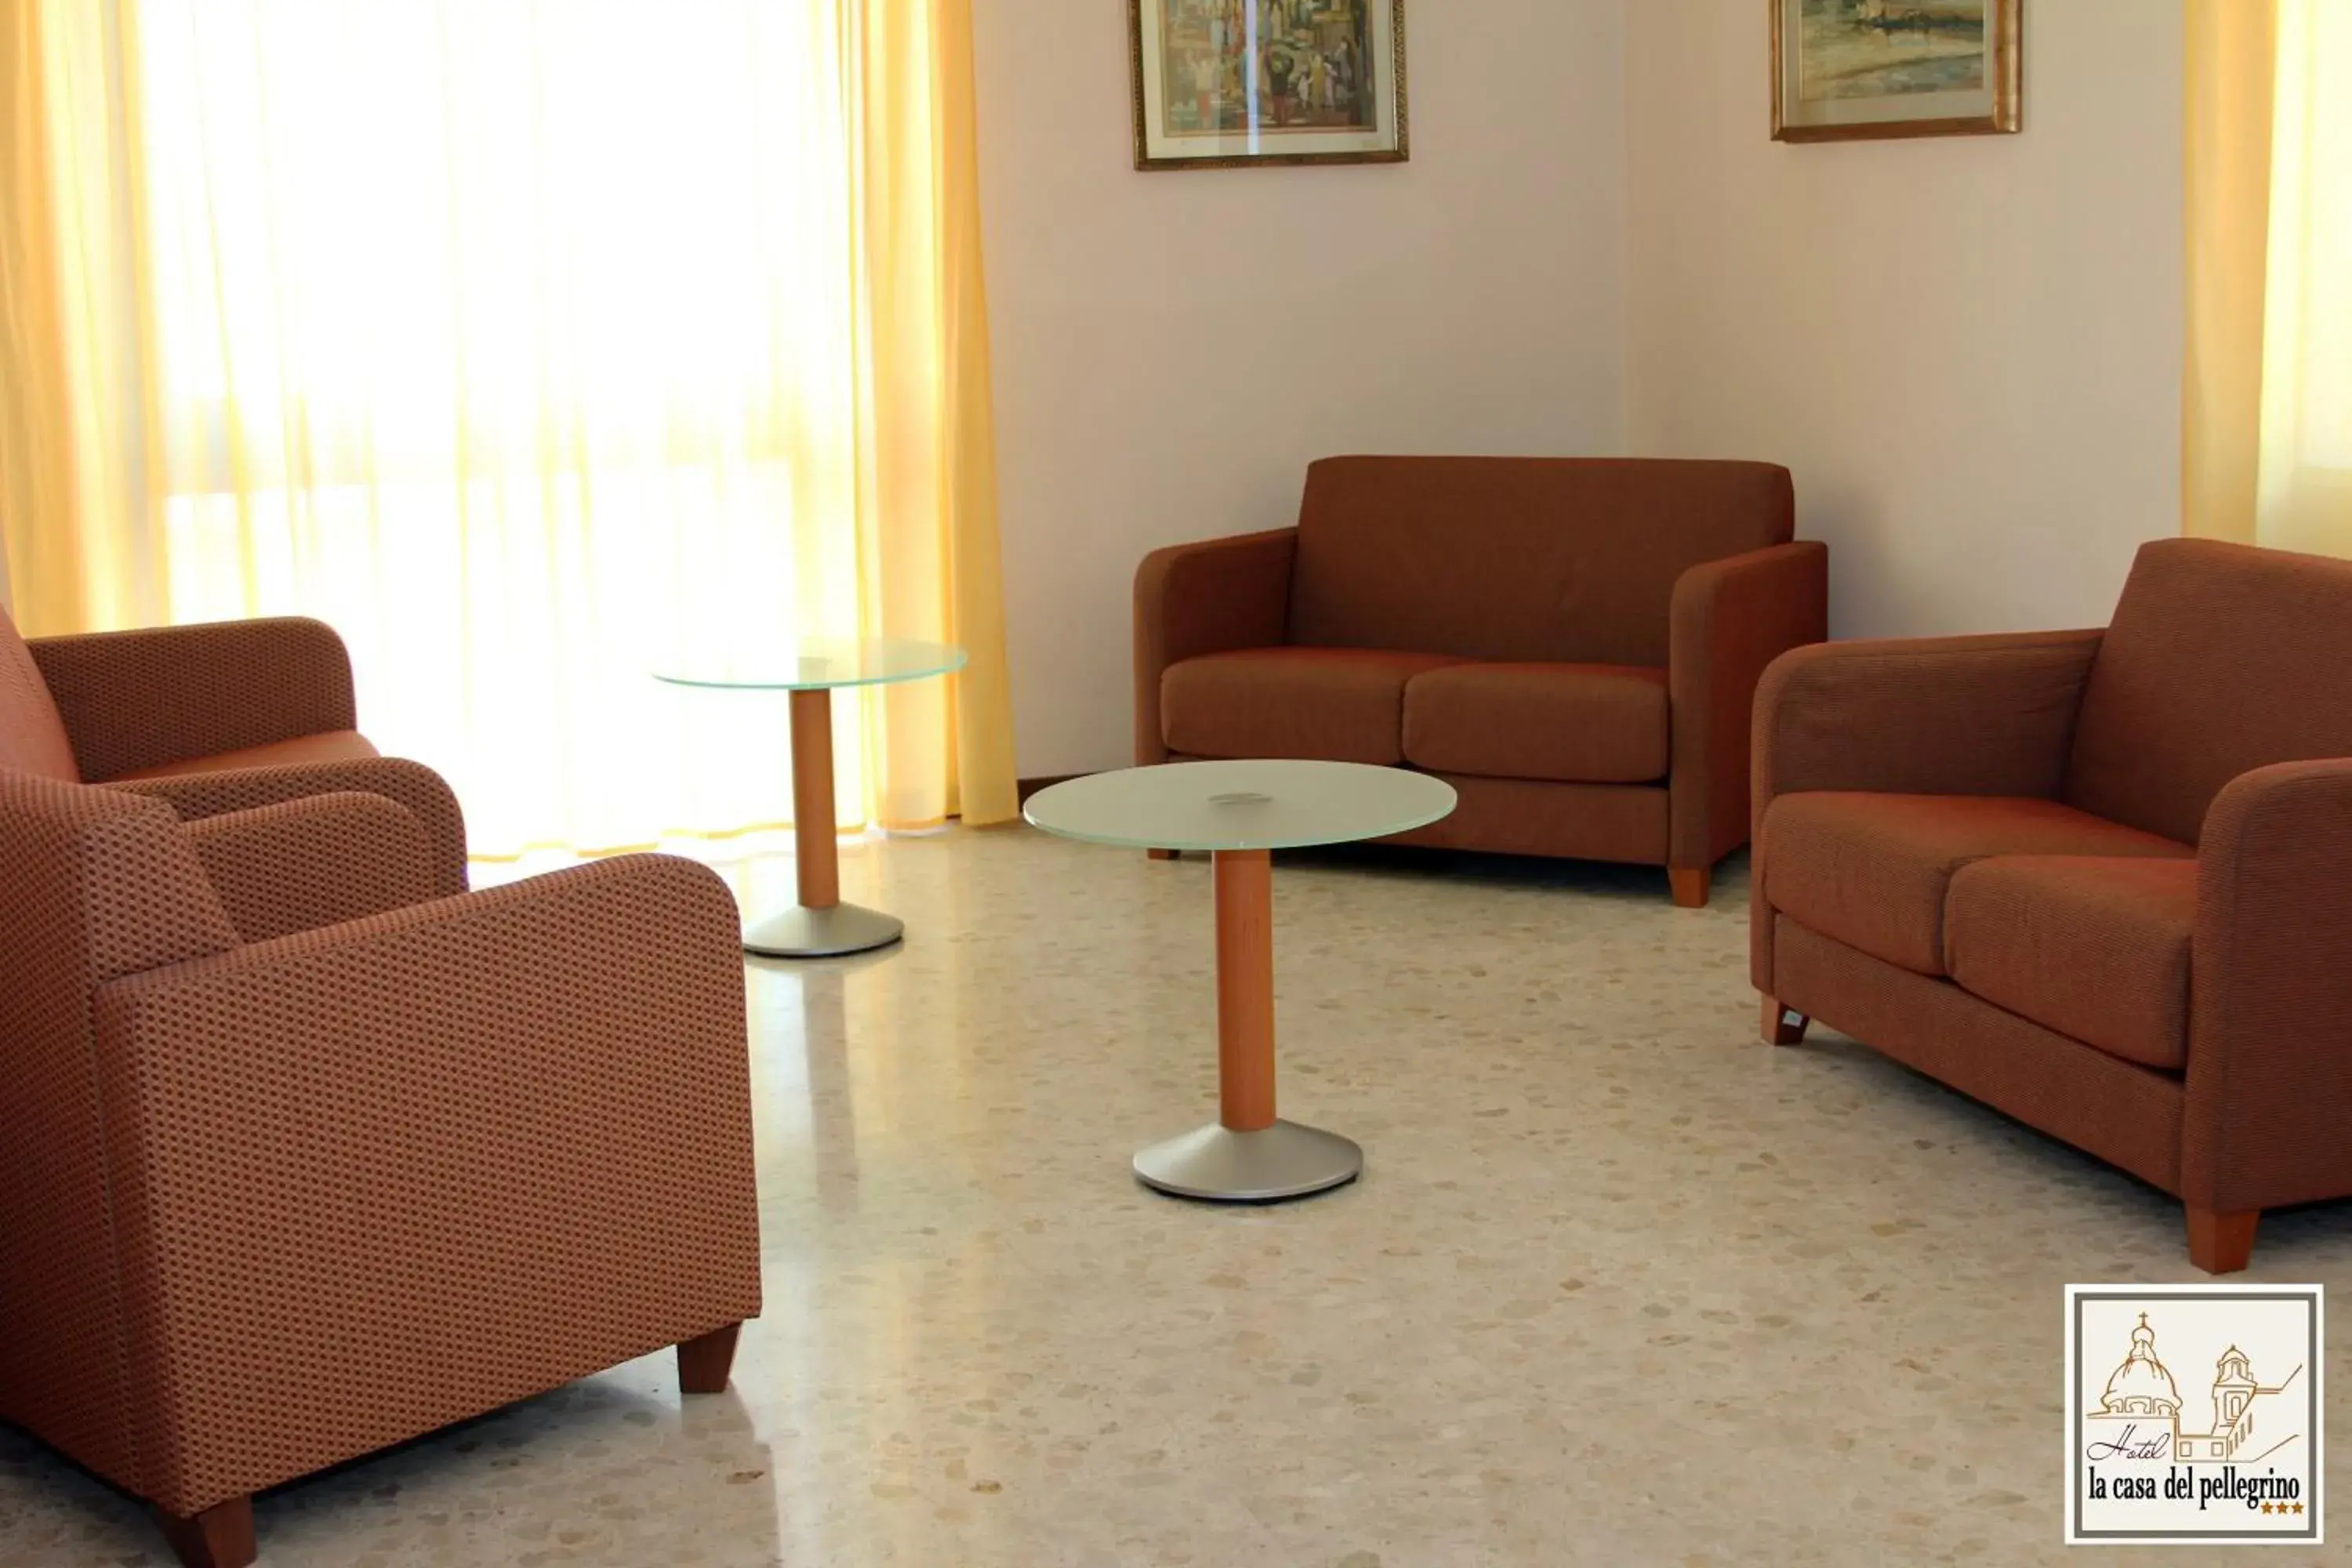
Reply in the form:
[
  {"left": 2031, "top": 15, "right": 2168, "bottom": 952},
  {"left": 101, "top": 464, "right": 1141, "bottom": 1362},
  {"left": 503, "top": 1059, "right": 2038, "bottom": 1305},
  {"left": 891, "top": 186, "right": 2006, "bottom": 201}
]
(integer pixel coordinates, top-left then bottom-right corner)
[{"left": 5, "top": 828, "right": 2349, "bottom": 1566}]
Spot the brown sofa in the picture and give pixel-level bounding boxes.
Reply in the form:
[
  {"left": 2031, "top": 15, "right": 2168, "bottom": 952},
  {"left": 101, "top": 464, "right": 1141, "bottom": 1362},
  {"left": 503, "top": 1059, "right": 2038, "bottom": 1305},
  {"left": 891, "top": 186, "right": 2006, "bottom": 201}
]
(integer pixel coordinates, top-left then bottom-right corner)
[
  {"left": 1134, "top": 456, "right": 1828, "bottom": 902},
  {"left": 1752, "top": 537, "right": 2352, "bottom": 1274}
]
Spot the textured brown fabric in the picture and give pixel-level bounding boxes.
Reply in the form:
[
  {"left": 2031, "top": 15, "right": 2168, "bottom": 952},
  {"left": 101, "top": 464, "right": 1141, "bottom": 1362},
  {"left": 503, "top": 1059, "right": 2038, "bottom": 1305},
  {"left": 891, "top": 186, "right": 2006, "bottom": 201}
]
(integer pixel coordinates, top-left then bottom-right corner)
[
  {"left": 1751, "top": 559, "right": 2352, "bottom": 1232},
  {"left": 1133, "top": 528, "right": 1297, "bottom": 766},
  {"left": 112, "top": 757, "right": 470, "bottom": 899},
  {"left": 107, "top": 729, "right": 379, "bottom": 780},
  {"left": 1762, "top": 792, "right": 2192, "bottom": 977},
  {"left": 29, "top": 616, "right": 359, "bottom": 783},
  {"left": 88, "top": 852, "right": 759, "bottom": 1515},
  {"left": 2068, "top": 538, "right": 2352, "bottom": 845},
  {"left": 0, "top": 604, "right": 80, "bottom": 781},
  {"left": 2185, "top": 760, "right": 2352, "bottom": 1213},
  {"left": 0, "top": 781, "right": 762, "bottom": 1520},
  {"left": 1287, "top": 456, "right": 1794, "bottom": 667},
  {"left": 1401, "top": 663, "right": 1668, "bottom": 784},
  {"left": 1162, "top": 647, "right": 1463, "bottom": 765},
  {"left": 1945, "top": 856, "right": 2198, "bottom": 1071},
  {"left": 1769, "top": 916, "right": 2187, "bottom": 1195},
  {"left": 1749, "top": 630, "right": 2105, "bottom": 990},
  {"left": 1753, "top": 630, "right": 2105, "bottom": 805},
  {"left": 1382, "top": 774, "right": 1669, "bottom": 864},
  {"left": 0, "top": 771, "right": 241, "bottom": 1497},
  {"left": 1669, "top": 541, "right": 1828, "bottom": 872},
  {"left": 183, "top": 793, "right": 443, "bottom": 942}
]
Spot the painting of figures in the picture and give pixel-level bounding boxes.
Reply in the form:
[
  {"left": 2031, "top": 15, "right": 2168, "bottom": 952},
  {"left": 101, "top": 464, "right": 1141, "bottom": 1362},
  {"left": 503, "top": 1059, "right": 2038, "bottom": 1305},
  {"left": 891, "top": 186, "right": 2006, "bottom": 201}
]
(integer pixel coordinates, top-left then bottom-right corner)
[
  {"left": 1773, "top": 0, "right": 2020, "bottom": 142},
  {"left": 1131, "top": 0, "right": 1407, "bottom": 169}
]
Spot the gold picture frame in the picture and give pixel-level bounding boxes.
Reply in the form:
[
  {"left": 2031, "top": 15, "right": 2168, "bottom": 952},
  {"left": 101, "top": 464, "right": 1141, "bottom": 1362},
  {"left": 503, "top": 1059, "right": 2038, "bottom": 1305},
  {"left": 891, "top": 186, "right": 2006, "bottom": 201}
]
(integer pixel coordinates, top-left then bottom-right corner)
[
  {"left": 1773, "top": 0, "right": 2021, "bottom": 143},
  {"left": 1129, "top": 0, "right": 1410, "bottom": 172}
]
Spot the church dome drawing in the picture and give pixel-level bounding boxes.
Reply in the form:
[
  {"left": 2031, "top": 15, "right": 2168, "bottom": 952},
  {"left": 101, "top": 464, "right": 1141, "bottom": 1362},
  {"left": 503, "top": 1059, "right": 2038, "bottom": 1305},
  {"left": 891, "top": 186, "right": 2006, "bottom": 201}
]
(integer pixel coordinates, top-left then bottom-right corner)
[
  {"left": 2084, "top": 1312, "right": 2299, "bottom": 1466},
  {"left": 2100, "top": 1316, "right": 2181, "bottom": 1416}
]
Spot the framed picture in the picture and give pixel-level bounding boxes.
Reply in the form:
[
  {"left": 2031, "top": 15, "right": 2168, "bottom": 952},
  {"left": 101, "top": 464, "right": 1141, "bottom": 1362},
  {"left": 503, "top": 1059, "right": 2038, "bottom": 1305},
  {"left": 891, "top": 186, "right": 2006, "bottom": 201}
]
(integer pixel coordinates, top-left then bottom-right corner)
[
  {"left": 1129, "top": 0, "right": 1408, "bottom": 172},
  {"left": 1772, "top": 0, "right": 2021, "bottom": 143}
]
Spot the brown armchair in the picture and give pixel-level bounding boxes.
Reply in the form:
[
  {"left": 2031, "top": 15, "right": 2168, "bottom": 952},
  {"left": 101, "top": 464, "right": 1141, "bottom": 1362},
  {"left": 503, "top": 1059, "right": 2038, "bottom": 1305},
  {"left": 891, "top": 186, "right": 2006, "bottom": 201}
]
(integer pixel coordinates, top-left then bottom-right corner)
[
  {"left": 0, "top": 767, "right": 761, "bottom": 1567},
  {"left": 1, "top": 606, "right": 466, "bottom": 891},
  {"left": 1134, "top": 457, "right": 1828, "bottom": 903},
  {"left": 1751, "top": 538, "right": 2352, "bottom": 1274}
]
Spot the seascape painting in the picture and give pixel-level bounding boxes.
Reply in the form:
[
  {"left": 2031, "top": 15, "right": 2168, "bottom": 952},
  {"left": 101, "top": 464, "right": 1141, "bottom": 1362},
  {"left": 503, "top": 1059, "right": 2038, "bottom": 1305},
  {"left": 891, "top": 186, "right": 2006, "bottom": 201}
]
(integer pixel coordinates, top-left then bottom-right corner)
[
  {"left": 1131, "top": 0, "right": 1406, "bottom": 170},
  {"left": 1800, "top": 0, "right": 1985, "bottom": 102},
  {"left": 1773, "top": 0, "right": 2019, "bottom": 142}
]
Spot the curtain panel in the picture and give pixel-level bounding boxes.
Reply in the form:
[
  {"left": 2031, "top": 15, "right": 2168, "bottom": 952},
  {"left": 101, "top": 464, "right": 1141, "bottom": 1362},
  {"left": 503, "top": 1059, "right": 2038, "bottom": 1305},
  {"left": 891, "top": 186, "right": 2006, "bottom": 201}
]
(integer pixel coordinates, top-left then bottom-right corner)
[
  {"left": 2185, "top": 0, "right": 2352, "bottom": 559},
  {"left": 0, "top": 0, "right": 1016, "bottom": 855}
]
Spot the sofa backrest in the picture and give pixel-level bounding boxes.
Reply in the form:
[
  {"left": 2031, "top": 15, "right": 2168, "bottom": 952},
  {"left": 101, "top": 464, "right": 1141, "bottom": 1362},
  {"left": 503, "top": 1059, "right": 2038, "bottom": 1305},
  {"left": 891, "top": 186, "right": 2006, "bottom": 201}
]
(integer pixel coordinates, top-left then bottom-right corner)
[
  {"left": 0, "top": 604, "right": 80, "bottom": 782},
  {"left": 2067, "top": 538, "right": 2352, "bottom": 845},
  {"left": 1285, "top": 457, "right": 1796, "bottom": 666}
]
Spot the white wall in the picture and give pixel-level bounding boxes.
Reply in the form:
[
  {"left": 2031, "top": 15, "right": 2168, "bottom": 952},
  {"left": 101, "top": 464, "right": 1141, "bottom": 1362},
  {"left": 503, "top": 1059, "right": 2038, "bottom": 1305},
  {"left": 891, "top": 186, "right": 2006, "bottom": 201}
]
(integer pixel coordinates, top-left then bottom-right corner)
[
  {"left": 1625, "top": 0, "right": 2185, "bottom": 640},
  {"left": 976, "top": 0, "right": 1630, "bottom": 778}
]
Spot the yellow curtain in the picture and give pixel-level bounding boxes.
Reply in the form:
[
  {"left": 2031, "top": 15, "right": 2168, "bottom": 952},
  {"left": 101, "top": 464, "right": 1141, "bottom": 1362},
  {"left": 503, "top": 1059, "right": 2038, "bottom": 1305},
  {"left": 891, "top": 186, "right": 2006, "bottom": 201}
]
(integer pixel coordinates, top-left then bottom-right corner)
[
  {"left": 2185, "top": 0, "right": 2352, "bottom": 557},
  {"left": 0, "top": 0, "right": 164, "bottom": 634},
  {"left": 0, "top": 0, "right": 1015, "bottom": 854}
]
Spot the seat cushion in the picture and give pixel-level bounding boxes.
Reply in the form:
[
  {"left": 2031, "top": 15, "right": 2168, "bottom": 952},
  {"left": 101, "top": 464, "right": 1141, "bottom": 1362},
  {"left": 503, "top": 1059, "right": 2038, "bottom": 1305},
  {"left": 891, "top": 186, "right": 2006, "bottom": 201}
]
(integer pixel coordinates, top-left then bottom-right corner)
[
  {"left": 104, "top": 729, "right": 380, "bottom": 781},
  {"left": 0, "top": 604, "right": 80, "bottom": 782},
  {"left": 1944, "top": 855, "right": 2198, "bottom": 1071},
  {"left": 1402, "top": 662, "right": 1668, "bottom": 783},
  {"left": 1762, "top": 792, "right": 2193, "bottom": 977},
  {"left": 1161, "top": 647, "right": 1461, "bottom": 766}
]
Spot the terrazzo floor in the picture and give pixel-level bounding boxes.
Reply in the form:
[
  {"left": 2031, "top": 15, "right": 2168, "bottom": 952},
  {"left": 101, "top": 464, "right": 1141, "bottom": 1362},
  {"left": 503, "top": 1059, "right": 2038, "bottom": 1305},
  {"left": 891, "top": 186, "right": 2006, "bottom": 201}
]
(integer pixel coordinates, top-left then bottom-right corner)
[{"left": 5, "top": 827, "right": 2350, "bottom": 1566}]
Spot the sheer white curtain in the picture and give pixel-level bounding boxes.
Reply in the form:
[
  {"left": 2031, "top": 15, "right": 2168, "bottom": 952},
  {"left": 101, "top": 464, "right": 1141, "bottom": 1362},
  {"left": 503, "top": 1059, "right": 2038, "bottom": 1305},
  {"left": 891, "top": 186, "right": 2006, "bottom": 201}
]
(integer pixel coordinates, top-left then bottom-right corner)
[{"left": 3, "top": 0, "right": 1017, "bottom": 858}]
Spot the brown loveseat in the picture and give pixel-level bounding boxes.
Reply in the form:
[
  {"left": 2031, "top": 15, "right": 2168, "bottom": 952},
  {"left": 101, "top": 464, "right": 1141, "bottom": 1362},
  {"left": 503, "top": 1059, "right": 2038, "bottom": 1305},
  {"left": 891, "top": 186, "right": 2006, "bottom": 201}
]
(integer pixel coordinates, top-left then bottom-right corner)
[
  {"left": 1752, "top": 537, "right": 2352, "bottom": 1274},
  {"left": 1135, "top": 457, "right": 1827, "bottom": 902}
]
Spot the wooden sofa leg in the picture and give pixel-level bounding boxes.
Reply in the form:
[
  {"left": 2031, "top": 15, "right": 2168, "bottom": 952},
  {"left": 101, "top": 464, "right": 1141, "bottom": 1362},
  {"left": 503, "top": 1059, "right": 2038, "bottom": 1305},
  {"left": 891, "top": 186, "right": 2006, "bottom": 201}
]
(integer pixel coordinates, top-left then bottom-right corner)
[
  {"left": 156, "top": 1497, "right": 255, "bottom": 1568},
  {"left": 678, "top": 1322, "right": 743, "bottom": 1394},
  {"left": 1761, "top": 996, "right": 1809, "bottom": 1046},
  {"left": 1147, "top": 848, "right": 1178, "bottom": 862},
  {"left": 2187, "top": 1207, "right": 2259, "bottom": 1276},
  {"left": 1669, "top": 866, "right": 1710, "bottom": 908}
]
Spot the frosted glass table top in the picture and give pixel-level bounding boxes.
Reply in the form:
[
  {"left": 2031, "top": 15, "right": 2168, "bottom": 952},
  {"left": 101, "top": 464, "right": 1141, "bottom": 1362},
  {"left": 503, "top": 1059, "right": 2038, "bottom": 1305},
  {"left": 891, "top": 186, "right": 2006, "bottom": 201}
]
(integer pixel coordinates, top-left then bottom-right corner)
[
  {"left": 1025, "top": 760, "right": 1458, "bottom": 853},
  {"left": 655, "top": 637, "right": 967, "bottom": 692}
]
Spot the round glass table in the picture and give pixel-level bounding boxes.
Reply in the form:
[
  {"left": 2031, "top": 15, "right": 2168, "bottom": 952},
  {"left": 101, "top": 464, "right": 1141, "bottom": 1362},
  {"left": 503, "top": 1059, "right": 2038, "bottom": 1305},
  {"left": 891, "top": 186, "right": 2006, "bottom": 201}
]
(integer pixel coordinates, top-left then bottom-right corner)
[
  {"left": 1025, "top": 760, "right": 1457, "bottom": 1203},
  {"left": 656, "top": 637, "right": 967, "bottom": 959}
]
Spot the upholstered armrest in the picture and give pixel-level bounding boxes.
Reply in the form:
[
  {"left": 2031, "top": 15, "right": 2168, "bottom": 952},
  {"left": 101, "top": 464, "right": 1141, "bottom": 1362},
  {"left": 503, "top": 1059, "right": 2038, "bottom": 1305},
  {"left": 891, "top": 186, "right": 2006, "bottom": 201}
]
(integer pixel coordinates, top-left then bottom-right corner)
[
  {"left": 2183, "top": 760, "right": 2352, "bottom": 1215},
  {"left": 183, "top": 792, "right": 442, "bottom": 942},
  {"left": 28, "top": 617, "right": 357, "bottom": 782},
  {"left": 88, "top": 854, "right": 761, "bottom": 1516},
  {"left": 1752, "top": 629, "right": 2105, "bottom": 810},
  {"left": 1668, "top": 541, "right": 1828, "bottom": 869},
  {"left": 1133, "top": 528, "right": 1297, "bottom": 764},
  {"left": 113, "top": 756, "right": 468, "bottom": 898}
]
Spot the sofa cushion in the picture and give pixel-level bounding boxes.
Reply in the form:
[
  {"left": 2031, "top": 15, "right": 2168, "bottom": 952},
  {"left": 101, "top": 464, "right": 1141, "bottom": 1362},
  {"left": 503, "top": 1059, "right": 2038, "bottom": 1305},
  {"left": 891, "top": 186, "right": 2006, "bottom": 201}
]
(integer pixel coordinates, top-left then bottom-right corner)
[
  {"left": 1161, "top": 648, "right": 1462, "bottom": 766},
  {"left": 2069, "top": 537, "right": 2352, "bottom": 845},
  {"left": 1944, "top": 855, "right": 2197, "bottom": 1072},
  {"left": 0, "top": 605, "right": 81, "bottom": 782},
  {"left": 1402, "top": 662, "right": 1668, "bottom": 783},
  {"left": 105, "top": 729, "right": 380, "bottom": 782},
  {"left": 1287, "top": 456, "right": 1793, "bottom": 667},
  {"left": 1762, "top": 792, "right": 2193, "bottom": 977}
]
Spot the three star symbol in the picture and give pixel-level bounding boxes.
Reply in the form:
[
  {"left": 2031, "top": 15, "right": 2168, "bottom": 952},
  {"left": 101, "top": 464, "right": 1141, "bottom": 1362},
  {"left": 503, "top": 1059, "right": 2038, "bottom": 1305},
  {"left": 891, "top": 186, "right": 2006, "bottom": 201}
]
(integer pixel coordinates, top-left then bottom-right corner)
[{"left": 2258, "top": 1503, "right": 2309, "bottom": 1515}]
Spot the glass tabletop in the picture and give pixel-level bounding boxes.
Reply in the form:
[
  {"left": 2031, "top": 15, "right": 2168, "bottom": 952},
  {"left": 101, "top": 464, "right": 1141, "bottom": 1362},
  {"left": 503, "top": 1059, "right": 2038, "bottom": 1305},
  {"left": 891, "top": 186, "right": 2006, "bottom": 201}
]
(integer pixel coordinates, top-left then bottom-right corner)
[
  {"left": 1025, "top": 760, "right": 1457, "bottom": 853},
  {"left": 654, "top": 636, "right": 967, "bottom": 691}
]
